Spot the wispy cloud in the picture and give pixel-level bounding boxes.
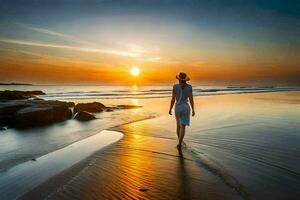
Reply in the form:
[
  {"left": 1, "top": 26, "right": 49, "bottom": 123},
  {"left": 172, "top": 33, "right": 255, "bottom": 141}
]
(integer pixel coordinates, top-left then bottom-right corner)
[
  {"left": 17, "top": 23, "right": 93, "bottom": 46},
  {"left": 142, "top": 57, "right": 179, "bottom": 64},
  {"left": 3, "top": 23, "right": 178, "bottom": 62},
  {"left": 16, "top": 50, "right": 47, "bottom": 58},
  {"left": 0, "top": 38, "right": 140, "bottom": 57},
  {"left": 0, "top": 46, "right": 45, "bottom": 58}
]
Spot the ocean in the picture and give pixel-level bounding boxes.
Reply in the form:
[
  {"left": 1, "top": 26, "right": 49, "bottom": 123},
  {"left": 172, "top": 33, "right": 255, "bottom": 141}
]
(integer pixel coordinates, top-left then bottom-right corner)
[{"left": 1, "top": 85, "right": 299, "bottom": 100}]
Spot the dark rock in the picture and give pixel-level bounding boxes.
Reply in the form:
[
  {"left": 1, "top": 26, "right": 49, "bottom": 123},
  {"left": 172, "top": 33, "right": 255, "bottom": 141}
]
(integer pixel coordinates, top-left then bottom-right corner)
[
  {"left": 74, "top": 102, "right": 105, "bottom": 113},
  {"left": 0, "top": 102, "right": 29, "bottom": 115},
  {"left": 31, "top": 100, "right": 71, "bottom": 107},
  {"left": 0, "top": 115, "right": 12, "bottom": 126},
  {"left": 31, "top": 158, "right": 37, "bottom": 161},
  {"left": 0, "top": 127, "right": 5, "bottom": 131},
  {"left": 0, "top": 92, "right": 26, "bottom": 100},
  {"left": 66, "top": 102, "right": 75, "bottom": 107},
  {"left": 13, "top": 106, "right": 54, "bottom": 128},
  {"left": 30, "top": 100, "right": 75, "bottom": 110},
  {"left": 74, "top": 111, "right": 96, "bottom": 121},
  {"left": 11, "top": 90, "right": 45, "bottom": 96},
  {"left": 0, "top": 102, "right": 30, "bottom": 126},
  {"left": 0, "top": 98, "right": 73, "bottom": 128},
  {"left": 22, "top": 90, "right": 45, "bottom": 95},
  {"left": 12, "top": 105, "right": 72, "bottom": 129},
  {"left": 0, "top": 90, "right": 45, "bottom": 100},
  {"left": 52, "top": 105, "right": 72, "bottom": 122}
]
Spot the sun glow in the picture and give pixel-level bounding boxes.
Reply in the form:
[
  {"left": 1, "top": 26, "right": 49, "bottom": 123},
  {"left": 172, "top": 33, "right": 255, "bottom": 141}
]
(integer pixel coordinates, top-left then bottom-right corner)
[{"left": 130, "top": 67, "right": 140, "bottom": 76}]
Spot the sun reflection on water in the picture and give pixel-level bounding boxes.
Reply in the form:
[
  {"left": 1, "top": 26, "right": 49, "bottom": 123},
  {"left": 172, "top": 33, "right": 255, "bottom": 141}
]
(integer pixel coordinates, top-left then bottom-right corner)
[{"left": 131, "top": 98, "right": 139, "bottom": 106}]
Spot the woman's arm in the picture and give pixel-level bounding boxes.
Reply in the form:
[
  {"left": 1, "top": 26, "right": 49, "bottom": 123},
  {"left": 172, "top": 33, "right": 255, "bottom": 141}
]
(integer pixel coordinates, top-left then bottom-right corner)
[
  {"left": 189, "top": 91, "right": 195, "bottom": 116},
  {"left": 169, "top": 90, "right": 175, "bottom": 115}
]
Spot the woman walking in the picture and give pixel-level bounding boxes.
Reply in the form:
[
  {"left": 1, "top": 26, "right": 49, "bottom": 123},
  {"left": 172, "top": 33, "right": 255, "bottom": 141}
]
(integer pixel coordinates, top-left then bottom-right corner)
[{"left": 169, "top": 72, "right": 195, "bottom": 149}]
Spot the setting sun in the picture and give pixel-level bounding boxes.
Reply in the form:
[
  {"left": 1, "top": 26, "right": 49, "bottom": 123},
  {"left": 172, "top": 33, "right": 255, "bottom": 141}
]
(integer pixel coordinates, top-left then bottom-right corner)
[{"left": 130, "top": 67, "right": 140, "bottom": 77}]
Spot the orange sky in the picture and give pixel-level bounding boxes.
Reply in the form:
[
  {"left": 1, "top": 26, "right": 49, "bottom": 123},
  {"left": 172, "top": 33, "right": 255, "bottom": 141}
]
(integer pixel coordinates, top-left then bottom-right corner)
[
  {"left": 0, "top": 1, "right": 299, "bottom": 85},
  {"left": 1, "top": 53, "right": 299, "bottom": 85}
]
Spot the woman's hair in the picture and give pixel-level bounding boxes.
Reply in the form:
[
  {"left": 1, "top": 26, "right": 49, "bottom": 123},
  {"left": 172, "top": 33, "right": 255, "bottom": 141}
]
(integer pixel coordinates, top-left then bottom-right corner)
[{"left": 179, "top": 80, "right": 187, "bottom": 89}]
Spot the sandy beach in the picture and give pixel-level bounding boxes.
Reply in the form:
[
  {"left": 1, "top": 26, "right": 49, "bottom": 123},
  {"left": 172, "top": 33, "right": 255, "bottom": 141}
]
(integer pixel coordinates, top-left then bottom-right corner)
[
  {"left": 1, "top": 91, "right": 295, "bottom": 200},
  {"left": 22, "top": 127, "right": 241, "bottom": 200}
]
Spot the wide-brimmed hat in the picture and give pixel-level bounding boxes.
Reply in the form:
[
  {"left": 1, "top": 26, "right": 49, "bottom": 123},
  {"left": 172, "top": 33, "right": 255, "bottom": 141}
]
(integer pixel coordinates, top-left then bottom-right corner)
[{"left": 176, "top": 72, "right": 190, "bottom": 81}]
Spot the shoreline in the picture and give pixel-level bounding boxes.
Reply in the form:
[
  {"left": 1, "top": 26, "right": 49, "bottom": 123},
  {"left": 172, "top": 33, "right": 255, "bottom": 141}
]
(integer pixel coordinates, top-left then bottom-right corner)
[
  {"left": 0, "top": 130, "right": 123, "bottom": 200},
  {"left": 39, "top": 89, "right": 300, "bottom": 102}
]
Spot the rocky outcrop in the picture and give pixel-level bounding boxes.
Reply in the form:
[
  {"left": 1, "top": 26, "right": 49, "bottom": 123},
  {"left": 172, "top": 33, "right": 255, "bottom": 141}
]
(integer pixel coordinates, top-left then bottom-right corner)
[
  {"left": 0, "top": 90, "right": 144, "bottom": 129},
  {"left": 74, "top": 102, "right": 105, "bottom": 113},
  {"left": 52, "top": 105, "right": 72, "bottom": 122},
  {"left": 12, "top": 104, "right": 72, "bottom": 129},
  {"left": 74, "top": 111, "right": 96, "bottom": 121},
  {"left": 13, "top": 106, "right": 55, "bottom": 128},
  {"left": 0, "top": 99, "right": 73, "bottom": 129},
  {"left": 0, "top": 90, "right": 45, "bottom": 100},
  {"left": 30, "top": 100, "right": 74, "bottom": 108},
  {"left": 0, "top": 101, "right": 29, "bottom": 126}
]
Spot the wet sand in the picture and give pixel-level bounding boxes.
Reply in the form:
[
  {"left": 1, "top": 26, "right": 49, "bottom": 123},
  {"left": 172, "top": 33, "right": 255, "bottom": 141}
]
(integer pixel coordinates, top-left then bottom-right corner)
[
  {"left": 22, "top": 124, "right": 241, "bottom": 200},
  {"left": 18, "top": 91, "right": 300, "bottom": 199}
]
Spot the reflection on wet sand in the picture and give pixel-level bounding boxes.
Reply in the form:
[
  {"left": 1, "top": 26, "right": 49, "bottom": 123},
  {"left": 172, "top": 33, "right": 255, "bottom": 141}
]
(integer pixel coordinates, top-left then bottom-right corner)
[
  {"left": 177, "top": 148, "right": 191, "bottom": 200},
  {"left": 26, "top": 121, "right": 239, "bottom": 200}
]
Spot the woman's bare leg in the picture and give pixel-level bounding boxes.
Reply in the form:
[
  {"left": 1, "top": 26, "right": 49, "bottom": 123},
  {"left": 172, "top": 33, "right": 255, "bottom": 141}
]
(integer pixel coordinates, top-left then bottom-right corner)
[
  {"left": 176, "top": 124, "right": 180, "bottom": 139},
  {"left": 178, "top": 124, "right": 186, "bottom": 147}
]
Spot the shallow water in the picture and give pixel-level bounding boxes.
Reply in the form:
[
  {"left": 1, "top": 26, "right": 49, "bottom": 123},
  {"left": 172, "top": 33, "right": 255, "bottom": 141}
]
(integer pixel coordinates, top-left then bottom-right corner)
[
  {"left": 0, "top": 104, "right": 153, "bottom": 172},
  {"left": 0, "top": 130, "right": 123, "bottom": 200}
]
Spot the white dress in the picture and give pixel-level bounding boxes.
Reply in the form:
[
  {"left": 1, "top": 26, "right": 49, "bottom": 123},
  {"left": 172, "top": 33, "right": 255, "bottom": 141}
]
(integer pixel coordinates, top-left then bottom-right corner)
[{"left": 173, "top": 84, "right": 192, "bottom": 126}]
